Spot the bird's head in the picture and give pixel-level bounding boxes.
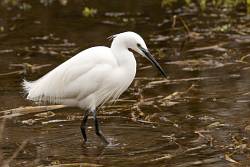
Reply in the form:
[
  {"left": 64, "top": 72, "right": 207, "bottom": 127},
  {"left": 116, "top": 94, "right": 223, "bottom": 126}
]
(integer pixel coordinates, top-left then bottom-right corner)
[{"left": 110, "top": 31, "right": 167, "bottom": 78}]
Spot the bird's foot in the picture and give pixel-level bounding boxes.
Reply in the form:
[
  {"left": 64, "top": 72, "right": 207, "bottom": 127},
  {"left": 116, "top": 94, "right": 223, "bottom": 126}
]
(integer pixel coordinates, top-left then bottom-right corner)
[{"left": 96, "top": 132, "right": 109, "bottom": 144}]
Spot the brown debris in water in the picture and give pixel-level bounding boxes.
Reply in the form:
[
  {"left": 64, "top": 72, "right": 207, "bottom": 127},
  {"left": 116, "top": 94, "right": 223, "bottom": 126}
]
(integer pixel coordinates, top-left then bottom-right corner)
[
  {"left": 224, "top": 154, "right": 239, "bottom": 164},
  {"left": 237, "top": 54, "right": 250, "bottom": 65},
  {"left": 0, "top": 105, "right": 65, "bottom": 119},
  {"left": 0, "top": 63, "right": 52, "bottom": 77},
  {"left": 186, "top": 43, "right": 227, "bottom": 52},
  {"left": 0, "top": 119, "right": 28, "bottom": 167},
  {"left": 41, "top": 163, "right": 102, "bottom": 167},
  {"left": 161, "top": 84, "right": 196, "bottom": 107}
]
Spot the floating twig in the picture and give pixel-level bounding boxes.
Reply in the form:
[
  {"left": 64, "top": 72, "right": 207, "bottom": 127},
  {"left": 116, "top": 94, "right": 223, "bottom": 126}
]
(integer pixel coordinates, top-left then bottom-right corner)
[
  {"left": 186, "top": 43, "right": 227, "bottom": 52},
  {"left": 0, "top": 105, "right": 66, "bottom": 119},
  {"left": 41, "top": 163, "right": 102, "bottom": 167}
]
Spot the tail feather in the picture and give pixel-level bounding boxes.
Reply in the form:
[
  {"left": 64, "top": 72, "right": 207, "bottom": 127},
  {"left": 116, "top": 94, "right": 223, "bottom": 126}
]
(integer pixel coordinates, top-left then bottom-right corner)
[
  {"left": 22, "top": 77, "right": 65, "bottom": 104},
  {"left": 22, "top": 78, "right": 49, "bottom": 103},
  {"left": 22, "top": 79, "right": 32, "bottom": 96},
  {"left": 22, "top": 79, "right": 42, "bottom": 101}
]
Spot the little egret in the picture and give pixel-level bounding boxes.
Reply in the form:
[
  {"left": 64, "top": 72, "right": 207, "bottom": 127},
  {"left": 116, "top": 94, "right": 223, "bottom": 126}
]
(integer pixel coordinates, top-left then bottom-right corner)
[{"left": 23, "top": 31, "right": 167, "bottom": 144}]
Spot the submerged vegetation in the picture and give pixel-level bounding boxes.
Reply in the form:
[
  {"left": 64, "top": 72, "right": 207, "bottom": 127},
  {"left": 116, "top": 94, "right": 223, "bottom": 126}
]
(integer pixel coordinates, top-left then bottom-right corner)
[
  {"left": 82, "top": 7, "right": 98, "bottom": 17},
  {"left": 1, "top": 0, "right": 98, "bottom": 17},
  {"left": 162, "top": 0, "right": 250, "bottom": 12}
]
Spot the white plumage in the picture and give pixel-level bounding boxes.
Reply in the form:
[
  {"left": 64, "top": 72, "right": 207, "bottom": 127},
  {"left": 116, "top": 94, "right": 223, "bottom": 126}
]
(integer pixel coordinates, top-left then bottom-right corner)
[
  {"left": 23, "top": 34, "right": 137, "bottom": 110},
  {"left": 22, "top": 31, "right": 166, "bottom": 144}
]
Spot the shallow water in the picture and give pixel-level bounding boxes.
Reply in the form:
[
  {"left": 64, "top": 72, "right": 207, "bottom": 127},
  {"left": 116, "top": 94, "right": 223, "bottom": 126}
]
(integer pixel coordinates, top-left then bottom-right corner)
[{"left": 0, "top": 0, "right": 250, "bottom": 166}]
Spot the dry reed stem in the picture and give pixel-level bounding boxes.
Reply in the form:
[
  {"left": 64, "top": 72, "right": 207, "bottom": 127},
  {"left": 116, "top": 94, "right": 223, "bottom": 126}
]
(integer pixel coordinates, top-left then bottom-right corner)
[{"left": 0, "top": 105, "right": 66, "bottom": 119}]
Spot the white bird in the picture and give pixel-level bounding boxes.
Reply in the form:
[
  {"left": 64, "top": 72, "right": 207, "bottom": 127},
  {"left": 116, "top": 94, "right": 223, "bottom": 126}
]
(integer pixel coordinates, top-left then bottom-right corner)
[{"left": 22, "top": 31, "right": 167, "bottom": 144}]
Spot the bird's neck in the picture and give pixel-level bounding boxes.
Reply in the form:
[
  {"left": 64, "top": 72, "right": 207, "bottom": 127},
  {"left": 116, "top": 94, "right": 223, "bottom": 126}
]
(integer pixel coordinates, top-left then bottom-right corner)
[{"left": 111, "top": 42, "right": 136, "bottom": 68}]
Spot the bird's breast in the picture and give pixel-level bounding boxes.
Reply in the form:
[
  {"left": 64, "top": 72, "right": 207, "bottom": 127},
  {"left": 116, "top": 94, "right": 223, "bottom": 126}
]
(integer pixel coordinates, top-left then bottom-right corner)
[
  {"left": 78, "top": 48, "right": 137, "bottom": 109},
  {"left": 96, "top": 56, "right": 136, "bottom": 106}
]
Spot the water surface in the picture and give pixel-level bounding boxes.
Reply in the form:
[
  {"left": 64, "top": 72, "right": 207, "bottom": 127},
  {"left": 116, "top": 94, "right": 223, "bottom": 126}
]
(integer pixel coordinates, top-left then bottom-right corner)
[{"left": 0, "top": 1, "right": 250, "bottom": 166}]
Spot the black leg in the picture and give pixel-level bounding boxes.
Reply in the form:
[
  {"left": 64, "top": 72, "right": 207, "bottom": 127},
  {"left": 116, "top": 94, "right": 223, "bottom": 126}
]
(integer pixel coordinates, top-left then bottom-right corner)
[
  {"left": 93, "top": 109, "right": 109, "bottom": 144},
  {"left": 80, "top": 110, "right": 90, "bottom": 142}
]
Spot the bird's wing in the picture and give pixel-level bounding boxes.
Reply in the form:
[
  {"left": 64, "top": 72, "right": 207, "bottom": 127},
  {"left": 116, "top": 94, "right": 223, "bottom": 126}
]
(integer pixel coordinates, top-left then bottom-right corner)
[{"left": 23, "top": 46, "right": 117, "bottom": 104}]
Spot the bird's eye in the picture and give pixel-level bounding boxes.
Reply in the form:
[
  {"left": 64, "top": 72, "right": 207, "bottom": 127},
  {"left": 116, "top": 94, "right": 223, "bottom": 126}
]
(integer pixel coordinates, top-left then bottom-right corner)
[{"left": 137, "top": 43, "right": 141, "bottom": 47}]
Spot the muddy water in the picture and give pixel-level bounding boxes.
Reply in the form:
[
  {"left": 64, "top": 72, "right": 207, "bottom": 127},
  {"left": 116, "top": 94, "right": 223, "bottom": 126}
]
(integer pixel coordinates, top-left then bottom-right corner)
[{"left": 0, "top": 0, "right": 250, "bottom": 166}]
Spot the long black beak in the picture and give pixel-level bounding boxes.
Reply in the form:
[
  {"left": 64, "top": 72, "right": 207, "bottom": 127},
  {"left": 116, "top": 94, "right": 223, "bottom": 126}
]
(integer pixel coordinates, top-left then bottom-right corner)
[{"left": 138, "top": 45, "right": 167, "bottom": 78}]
